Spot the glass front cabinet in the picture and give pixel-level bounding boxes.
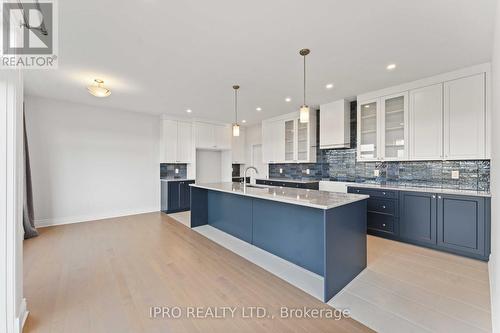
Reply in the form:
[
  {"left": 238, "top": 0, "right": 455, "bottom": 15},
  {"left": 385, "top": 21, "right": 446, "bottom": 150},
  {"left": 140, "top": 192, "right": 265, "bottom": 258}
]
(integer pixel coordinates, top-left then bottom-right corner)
[{"left": 357, "top": 92, "right": 408, "bottom": 161}]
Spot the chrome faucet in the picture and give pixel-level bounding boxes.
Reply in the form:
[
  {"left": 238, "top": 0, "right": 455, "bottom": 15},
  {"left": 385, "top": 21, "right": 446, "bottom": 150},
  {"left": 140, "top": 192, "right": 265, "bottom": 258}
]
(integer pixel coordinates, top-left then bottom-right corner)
[{"left": 243, "top": 166, "right": 259, "bottom": 192}]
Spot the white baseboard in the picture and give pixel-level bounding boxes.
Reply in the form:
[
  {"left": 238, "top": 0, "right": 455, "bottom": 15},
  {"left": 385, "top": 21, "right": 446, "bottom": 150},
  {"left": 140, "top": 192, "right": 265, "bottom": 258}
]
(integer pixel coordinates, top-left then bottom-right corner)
[
  {"left": 35, "top": 208, "right": 159, "bottom": 228},
  {"left": 15, "top": 298, "right": 28, "bottom": 333}
]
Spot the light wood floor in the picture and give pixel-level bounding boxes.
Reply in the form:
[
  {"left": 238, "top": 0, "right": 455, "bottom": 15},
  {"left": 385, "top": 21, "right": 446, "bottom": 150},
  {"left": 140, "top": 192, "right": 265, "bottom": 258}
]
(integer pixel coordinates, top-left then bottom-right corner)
[
  {"left": 23, "top": 212, "right": 372, "bottom": 333},
  {"left": 167, "top": 210, "right": 492, "bottom": 332}
]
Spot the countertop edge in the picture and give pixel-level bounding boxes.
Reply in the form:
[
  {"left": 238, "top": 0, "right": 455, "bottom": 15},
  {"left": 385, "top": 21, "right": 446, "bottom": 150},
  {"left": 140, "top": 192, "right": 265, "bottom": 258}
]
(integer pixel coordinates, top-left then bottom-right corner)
[
  {"left": 190, "top": 183, "right": 369, "bottom": 210},
  {"left": 344, "top": 182, "right": 491, "bottom": 197}
]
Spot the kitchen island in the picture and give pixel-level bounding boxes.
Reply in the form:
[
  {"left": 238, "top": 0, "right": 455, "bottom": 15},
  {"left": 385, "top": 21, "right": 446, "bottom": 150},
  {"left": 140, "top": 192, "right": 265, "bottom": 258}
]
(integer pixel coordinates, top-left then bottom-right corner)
[{"left": 190, "top": 182, "right": 369, "bottom": 302}]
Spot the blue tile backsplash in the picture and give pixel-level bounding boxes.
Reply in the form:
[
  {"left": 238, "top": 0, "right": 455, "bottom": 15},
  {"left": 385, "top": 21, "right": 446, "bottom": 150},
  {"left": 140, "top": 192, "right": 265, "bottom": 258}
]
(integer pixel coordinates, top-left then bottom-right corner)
[
  {"left": 160, "top": 163, "right": 187, "bottom": 179},
  {"left": 269, "top": 104, "right": 490, "bottom": 192}
]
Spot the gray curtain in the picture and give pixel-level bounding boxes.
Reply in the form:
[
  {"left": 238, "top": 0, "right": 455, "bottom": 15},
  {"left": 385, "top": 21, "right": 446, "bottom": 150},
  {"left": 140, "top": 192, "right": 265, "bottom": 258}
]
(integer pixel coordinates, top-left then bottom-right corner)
[{"left": 23, "top": 108, "right": 38, "bottom": 239}]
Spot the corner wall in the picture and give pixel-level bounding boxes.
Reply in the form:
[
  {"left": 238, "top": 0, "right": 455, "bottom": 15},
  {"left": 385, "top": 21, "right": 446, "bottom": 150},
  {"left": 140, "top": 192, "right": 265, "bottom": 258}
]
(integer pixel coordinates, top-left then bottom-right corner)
[{"left": 24, "top": 96, "right": 161, "bottom": 227}]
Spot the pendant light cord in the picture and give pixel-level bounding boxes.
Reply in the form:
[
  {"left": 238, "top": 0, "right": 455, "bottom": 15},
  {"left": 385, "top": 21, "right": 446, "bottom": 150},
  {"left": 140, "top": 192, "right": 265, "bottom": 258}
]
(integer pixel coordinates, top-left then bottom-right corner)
[
  {"left": 234, "top": 88, "right": 238, "bottom": 124},
  {"left": 303, "top": 54, "right": 306, "bottom": 106}
]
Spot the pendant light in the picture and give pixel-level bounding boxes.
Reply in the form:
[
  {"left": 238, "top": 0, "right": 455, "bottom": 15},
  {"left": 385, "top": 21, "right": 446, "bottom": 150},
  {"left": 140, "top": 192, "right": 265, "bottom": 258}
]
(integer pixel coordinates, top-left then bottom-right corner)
[
  {"left": 232, "top": 85, "right": 240, "bottom": 137},
  {"left": 87, "top": 79, "right": 111, "bottom": 97},
  {"left": 299, "top": 48, "right": 310, "bottom": 123}
]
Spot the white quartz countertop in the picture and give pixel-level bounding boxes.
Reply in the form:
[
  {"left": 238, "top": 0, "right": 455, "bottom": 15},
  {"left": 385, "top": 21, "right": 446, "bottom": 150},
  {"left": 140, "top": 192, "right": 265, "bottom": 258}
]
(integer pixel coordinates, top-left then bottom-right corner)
[
  {"left": 255, "top": 178, "right": 320, "bottom": 184},
  {"left": 190, "top": 182, "right": 369, "bottom": 210},
  {"left": 345, "top": 183, "right": 491, "bottom": 197}
]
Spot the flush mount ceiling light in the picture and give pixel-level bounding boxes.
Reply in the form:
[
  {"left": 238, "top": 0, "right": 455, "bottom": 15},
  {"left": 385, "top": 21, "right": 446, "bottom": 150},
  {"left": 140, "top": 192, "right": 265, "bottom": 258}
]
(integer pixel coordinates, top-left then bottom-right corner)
[
  {"left": 386, "top": 63, "right": 397, "bottom": 71},
  {"left": 87, "top": 79, "right": 111, "bottom": 97},
  {"left": 325, "top": 83, "right": 334, "bottom": 89},
  {"left": 242, "top": 119, "right": 247, "bottom": 123},
  {"left": 285, "top": 97, "right": 291, "bottom": 102},
  {"left": 186, "top": 109, "right": 192, "bottom": 113},
  {"left": 256, "top": 107, "right": 262, "bottom": 111},
  {"left": 299, "top": 48, "right": 310, "bottom": 123},
  {"left": 232, "top": 85, "right": 240, "bottom": 137}
]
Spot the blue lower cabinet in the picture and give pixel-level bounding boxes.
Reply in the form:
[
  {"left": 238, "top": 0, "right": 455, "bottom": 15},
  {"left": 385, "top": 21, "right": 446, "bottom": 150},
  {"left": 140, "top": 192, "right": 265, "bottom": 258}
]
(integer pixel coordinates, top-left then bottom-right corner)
[
  {"left": 161, "top": 180, "right": 195, "bottom": 214},
  {"left": 437, "top": 194, "right": 486, "bottom": 258},
  {"left": 348, "top": 186, "right": 491, "bottom": 261},
  {"left": 399, "top": 191, "right": 437, "bottom": 246}
]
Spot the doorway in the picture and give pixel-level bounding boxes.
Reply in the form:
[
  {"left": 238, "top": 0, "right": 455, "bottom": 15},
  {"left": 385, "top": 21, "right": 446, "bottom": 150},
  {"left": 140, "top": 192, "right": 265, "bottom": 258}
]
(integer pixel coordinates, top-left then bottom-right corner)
[{"left": 251, "top": 144, "right": 267, "bottom": 183}]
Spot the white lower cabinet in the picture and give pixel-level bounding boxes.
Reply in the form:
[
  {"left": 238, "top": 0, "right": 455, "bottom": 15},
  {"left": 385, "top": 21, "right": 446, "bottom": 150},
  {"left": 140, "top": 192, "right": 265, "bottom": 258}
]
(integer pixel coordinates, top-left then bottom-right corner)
[
  {"left": 161, "top": 119, "right": 193, "bottom": 163},
  {"left": 444, "top": 73, "right": 486, "bottom": 160},
  {"left": 409, "top": 84, "right": 443, "bottom": 160}
]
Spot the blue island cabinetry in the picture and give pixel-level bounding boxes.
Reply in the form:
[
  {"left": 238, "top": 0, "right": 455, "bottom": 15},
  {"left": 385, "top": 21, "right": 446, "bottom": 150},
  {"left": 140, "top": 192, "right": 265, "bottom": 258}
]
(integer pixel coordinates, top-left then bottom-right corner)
[
  {"left": 190, "top": 183, "right": 369, "bottom": 302},
  {"left": 348, "top": 186, "right": 491, "bottom": 261}
]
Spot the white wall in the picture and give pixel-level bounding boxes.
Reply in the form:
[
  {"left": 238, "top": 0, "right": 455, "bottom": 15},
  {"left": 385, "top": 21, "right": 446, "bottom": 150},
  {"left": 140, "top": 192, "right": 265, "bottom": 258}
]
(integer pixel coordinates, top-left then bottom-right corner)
[
  {"left": 490, "top": 1, "right": 500, "bottom": 332},
  {"left": 24, "top": 96, "right": 160, "bottom": 227},
  {"left": 196, "top": 150, "right": 222, "bottom": 183},
  {"left": 243, "top": 124, "right": 267, "bottom": 178}
]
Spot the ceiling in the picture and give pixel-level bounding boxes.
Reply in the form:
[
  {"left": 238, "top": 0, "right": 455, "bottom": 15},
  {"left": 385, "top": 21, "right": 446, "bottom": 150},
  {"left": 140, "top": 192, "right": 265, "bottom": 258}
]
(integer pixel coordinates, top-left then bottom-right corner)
[{"left": 24, "top": 0, "right": 497, "bottom": 125}]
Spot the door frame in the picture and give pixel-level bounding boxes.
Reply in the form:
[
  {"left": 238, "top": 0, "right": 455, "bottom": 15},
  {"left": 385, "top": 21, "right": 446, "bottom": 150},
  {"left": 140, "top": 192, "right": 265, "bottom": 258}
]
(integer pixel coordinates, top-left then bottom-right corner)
[
  {"left": 250, "top": 143, "right": 267, "bottom": 180},
  {"left": 1, "top": 69, "right": 26, "bottom": 333}
]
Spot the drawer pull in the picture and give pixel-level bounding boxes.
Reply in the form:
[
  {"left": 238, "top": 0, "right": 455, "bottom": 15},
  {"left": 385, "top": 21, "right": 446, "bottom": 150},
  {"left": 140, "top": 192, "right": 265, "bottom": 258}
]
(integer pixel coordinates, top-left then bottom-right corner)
[
  {"left": 432, "top": 195, "right": 436, "bottom": 199},
  {"left": 382, "top": 205, "right": 386, "bottom": 209},
  {"left": 438, "top": 196, "right": 442, "bottom": 199},
  {"left": 382, "top": 192, "right": 386, "bottom": 195},
  {"left": 382, "top": 223, "right": 386, "bottom": 227}
]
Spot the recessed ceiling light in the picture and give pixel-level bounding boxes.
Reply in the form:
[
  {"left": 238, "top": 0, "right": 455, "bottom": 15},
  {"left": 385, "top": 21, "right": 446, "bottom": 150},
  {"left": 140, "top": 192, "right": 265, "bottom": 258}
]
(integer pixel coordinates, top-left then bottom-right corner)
[
  {"left": 285, "top": 97, "right": 291, "bottom": 102},
  {"left": 256, "top": 107, "right": 262, "bottom": 111},
  {"left": 186, "top": 109, "right": 192, "bottom": 113},
  {"left": 325, "top": 83, "right": 334, "bottom": 89},
  {"left": 386, "top": 63, "right": 397, "bottom": 71},
  {"left": 87, "top": 79, "right": 111, "bottom": 97},
  {"left": 364, "top": 105, "right": 370, "bottom": 108},
  {"left": 242, "top": 120, "right": 247, "bottom": 123}
]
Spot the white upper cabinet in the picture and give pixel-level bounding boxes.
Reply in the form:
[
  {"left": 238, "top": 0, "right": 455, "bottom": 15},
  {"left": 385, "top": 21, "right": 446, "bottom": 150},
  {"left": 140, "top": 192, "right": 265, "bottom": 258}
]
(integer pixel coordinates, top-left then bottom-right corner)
[
  {"left": 409, "top": 84, "right": 443, "bottom": 160},
  {"left": 262, "top": 111, "right": 315, "bottom": 164},
  {"left": 284, "top": 119, "right": 295, "bottom": 162},
  {"left": 319, "top": 99, "right": 350, "bottom": 149},
  {"left": 231, "top": 126, "right": 246, "bottom": 164},
  {"left": 177, "top": 121, "right": 193, "bottom": 163},
  {"left": 195, "top": 122, "right": 215, "bottom": 149},
  {"left": 214, "top": 124, "right": 232, "bottom": 150},
  {"left": 358, "top": 63, "right": 490, "bottom": 161},
  {"left": 195, "top": 122, "right": 231, "bottom": 150},
  {"left": 381, "top": 92, "right": 408, "bottom": 160},
  {"left": 357, "top": 99, "right": 380, "bottom": 161},
  {"left": 444, "top": 73, "right": 486, "bottom": 160},
  {"left": 161, "top": 119, "right": 193, "bottom": 163},
  {"left": 262, "top": 120, "right": 285, "bottom": 163}
]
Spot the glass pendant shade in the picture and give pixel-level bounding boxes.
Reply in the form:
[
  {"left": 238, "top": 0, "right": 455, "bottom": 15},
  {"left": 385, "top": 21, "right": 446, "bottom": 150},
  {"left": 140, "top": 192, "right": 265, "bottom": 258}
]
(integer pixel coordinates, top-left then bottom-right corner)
[
  {"left": 232, "top": 123, "right": 240, "bottom": 137},
  {"left": 299, "top": 105, "right": 310, "bottom": 123}
]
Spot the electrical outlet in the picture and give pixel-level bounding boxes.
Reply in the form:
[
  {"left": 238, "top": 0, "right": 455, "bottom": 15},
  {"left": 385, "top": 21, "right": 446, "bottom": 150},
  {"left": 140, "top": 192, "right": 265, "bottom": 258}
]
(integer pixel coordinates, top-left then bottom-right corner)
[
  {"left": 279, "top": 168, "right": 283, "bottom": 174},
  {"left": 451, "top": 170, "right": 459, "bottom": 179},
  {"left": 306, "top": 169, "right": 310, "bottom": 175},
  {"left": 175, "top": 168, "right": 179, "bottom": 174},
  {"left": 374, "top": 170, "right": 380, "bottom": 177}
]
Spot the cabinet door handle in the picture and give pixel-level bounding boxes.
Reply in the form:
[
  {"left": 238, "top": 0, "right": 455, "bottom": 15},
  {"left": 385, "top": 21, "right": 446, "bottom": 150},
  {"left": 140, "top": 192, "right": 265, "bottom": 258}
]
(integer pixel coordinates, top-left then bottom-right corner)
[
  {"left": 382, "top": 223, "right": 386, "bottom": 227},
  {"left": 432, "top": 195, "right": 436, "bottom": 199},
  {"left": 382, "top": 205, "right": 386, "bottom": 209},
  {"left": 382, "top": 192, "right": 386, "bottom": 195},
  {"left": 438, "top": 196, "right": 442, "bottom": 199}
]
